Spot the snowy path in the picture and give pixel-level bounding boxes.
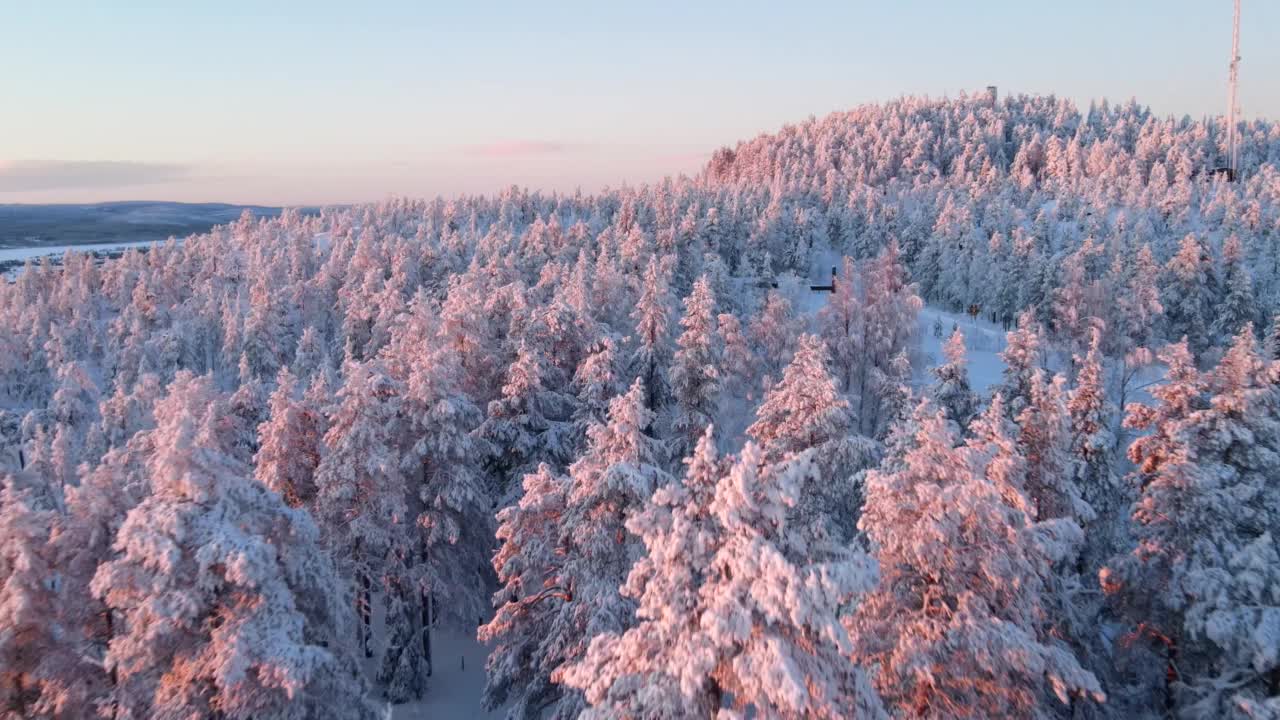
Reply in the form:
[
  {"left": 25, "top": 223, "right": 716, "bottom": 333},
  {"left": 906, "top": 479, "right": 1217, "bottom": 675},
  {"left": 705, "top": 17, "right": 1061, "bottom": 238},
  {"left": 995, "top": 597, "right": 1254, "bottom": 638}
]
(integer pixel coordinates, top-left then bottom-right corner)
[{"left": 389, "top": 628, "right": 501, "bottom": 719}]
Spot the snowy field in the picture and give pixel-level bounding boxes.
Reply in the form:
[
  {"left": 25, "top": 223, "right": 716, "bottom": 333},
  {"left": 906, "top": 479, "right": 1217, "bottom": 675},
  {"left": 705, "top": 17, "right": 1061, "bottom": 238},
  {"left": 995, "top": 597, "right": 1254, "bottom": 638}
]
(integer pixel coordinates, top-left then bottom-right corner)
[
  {"left": 1, "top": 239, "right": 165, "bottom": 280},
  {"left": 0, "top": 238, "right": 164, "bottom": 265}
]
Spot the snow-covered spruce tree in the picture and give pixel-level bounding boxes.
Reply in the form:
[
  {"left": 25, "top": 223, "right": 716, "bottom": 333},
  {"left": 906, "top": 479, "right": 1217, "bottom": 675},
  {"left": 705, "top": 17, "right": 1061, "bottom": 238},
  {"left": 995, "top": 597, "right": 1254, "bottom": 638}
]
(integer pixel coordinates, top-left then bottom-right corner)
[
  {"left": 572, "top": 335, "right": 623, "bottom": 437},
  {"left": 853, "top": 397, "right": 1103, "bottom": 718},
  {"left": 747, "top": 333, "right": 876, "bottom": 547},
  {"left": 1267, "top": 313, "right": 1280, "bottom": 362},
  {"left": 477, "top": 339, "right": 576, "bottom": 504},
  {"left": 1162, "top": 234, "right": 1217, "bottom": 358},
  {"left": 669, "top": 275, "right": 722, "bottom": 460},
  {"left": 48, "top": 360, "right": 99, "bottom": 437},
  {"left": 1213, "top": 235, "right": 1258, "bottom": 342},
  {"left": 91, "top": 372, "right": 378, "bottom": 720},
  {"left": 717, "top": 311, "right": 755, "bottom": 401},
  {"left": 747, "top": 333, "right": 854, "bottom": 463},
  {"left": 999, "top": 308, "right": 1047, "bottom": 418},
  {"left": 0, "top": 472, "right": 60, "bottom": 719},
  {"left": 226, "top": 353, "right": 268, "bottom": 462},
  {"left": 928, "top": 328, "right": 977, "bottom": 431},
  {"left": 1103, "top": 329, "right": 1280, "bottom": 717},
  {"left": 556, "top": 427, "right": 727, "bottom": 717},
  {"left": 817, "top": 249, "right": 925, "bottom": 440},
  {"left": 484, "top": 379, "right": 670, "bottom": 719},
  {"left": 876, "top": 350, "right": 915, "bottom": 441},
  {"left": 696, "top": 443, "right": 885, "bottom": 719},
  {"left": 313, "top": 357, "right": 410, "bottom": 668},
  {"left": 552, "top": 380, "right": 671, "bottom": 699},
  {"left": 819, "top": 256, "right": 866, "bottom": 398},
  {"left": 1067, "top": 326, "right": 1122, "bottom": 570},
  {"left": 749, "top": 289, "right": 799, "bottom": 386},
  {"left": 629, "top": 256, "right": 673, "bottom": 413},
  {"left": 94, "top": 372, "right": 164, "bottom": 453},
  {"left": 41, "top": 438, "right": 155, "bottom": 720},
  {"left": 478, "top": 464, "right": 576, "bottom": 719},
  {"left": 291, "top": 325, "right": 332, "bottom": 382},
  {"left": 857, "top": 241, "right": 923, "bottom": 436},
  {"left": 1017, "top": 368, "right": 1092, "bottom": 525},
  {"left": 254, "top": 365, "right": 325, "bottom": 508},
  {"left": 0, "top": 411, "right": 20, "bottom": 475},
  {"left": 1110, "top": 243, "right": 1164, "bottom": 356},
  {"left": 387, "top": 333, "right": 494, "bottom": 693}
]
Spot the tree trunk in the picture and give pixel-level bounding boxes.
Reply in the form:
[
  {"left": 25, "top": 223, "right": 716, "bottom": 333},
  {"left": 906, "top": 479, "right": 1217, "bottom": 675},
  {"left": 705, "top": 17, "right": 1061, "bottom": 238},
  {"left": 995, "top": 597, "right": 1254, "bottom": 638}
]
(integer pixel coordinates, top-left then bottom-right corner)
[
  {"left": 421, "top": 591, "right": 434, "bottom": 677},
  {"left": 359, "top": 574, "right": 373, "bottom": 658},
  {"left": 106, "top": 609, "right": 119, "bottom": 720}
]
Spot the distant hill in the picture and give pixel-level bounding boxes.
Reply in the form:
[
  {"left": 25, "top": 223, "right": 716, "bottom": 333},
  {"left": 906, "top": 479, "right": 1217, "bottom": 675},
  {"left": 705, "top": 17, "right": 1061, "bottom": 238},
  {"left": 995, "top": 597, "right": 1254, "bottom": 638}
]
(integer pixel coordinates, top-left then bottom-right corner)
[{"left": 0, "top": 201, "right": 320, "bottom": 249}]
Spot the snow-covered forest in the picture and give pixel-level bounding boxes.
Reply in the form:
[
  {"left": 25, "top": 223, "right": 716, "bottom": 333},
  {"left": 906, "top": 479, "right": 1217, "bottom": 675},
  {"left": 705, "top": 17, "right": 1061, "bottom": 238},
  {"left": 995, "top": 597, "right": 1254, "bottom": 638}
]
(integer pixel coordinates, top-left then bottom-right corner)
[{"left": 4, "top": 93, "right": 1280, "bottom": 719}]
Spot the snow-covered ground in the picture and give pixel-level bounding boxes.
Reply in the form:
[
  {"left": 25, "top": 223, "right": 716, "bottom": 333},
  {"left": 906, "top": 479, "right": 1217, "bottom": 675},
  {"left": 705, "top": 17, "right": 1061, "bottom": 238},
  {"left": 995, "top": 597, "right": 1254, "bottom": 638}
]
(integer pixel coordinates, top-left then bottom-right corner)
[
  {"left": 917, "top": 305, "right": 1007, "bottom": 393},
  {"left": 1, "top": 239, "right": 167, "bottom": 280},
  {"left": 389, "top": 628, "right": 500, "bottom": 720},
  {"left": 795, "top": 249, "right": 1010, "bottom": 393},
  {"left": 361, "top": 587, "right": 501, "bottom": 719},
  {"left": 0, "top": 238, "right": 163, "bottom": 265}
]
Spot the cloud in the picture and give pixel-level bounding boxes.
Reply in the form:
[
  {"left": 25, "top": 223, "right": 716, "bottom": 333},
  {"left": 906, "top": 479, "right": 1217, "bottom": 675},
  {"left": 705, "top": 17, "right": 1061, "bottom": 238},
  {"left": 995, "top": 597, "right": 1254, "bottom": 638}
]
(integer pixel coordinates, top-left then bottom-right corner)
[
  {"left": 0, "top": 160, "right": 189, "bottom": 192},
  {"left": 464, "top": 141, "right": 571, "bottom": 158}
]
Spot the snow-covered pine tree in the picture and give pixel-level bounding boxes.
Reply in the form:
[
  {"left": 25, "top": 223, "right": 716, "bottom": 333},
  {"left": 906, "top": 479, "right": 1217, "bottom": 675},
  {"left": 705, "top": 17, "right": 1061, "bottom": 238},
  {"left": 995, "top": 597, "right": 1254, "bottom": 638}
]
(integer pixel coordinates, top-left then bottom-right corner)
[
  {"left": 670, "top": 275, "right": 722, "bottom": 459},
  {"left": 0, "top": 472, "right": 60, "bottom": 718},
  {"left": 928, "top": 328, "right": 977, "bottom": 431},
  {"left": 748, "top": 332, "right": 878, "bottom": 545},
  {"left": 629, "top": 256, "right": 673, "bottom": 413},
  {"left": 1213, "top": 235, "right": 1257, "bottom": 341},
  {"left": 854, "top": 397, "right": 1103, "bottom": 718},
  {"left": 478, "top": 464, "right": 577, "bottom": 719},
  {"left": 557, "top": 427, "right": 726, "bottom": 717},
  {"left": 1162, "top": 234, "right": 1216, "bottom": 357},
  {"left": 999, "top": 309, "right": 1046, "bottom": 418},
  {"left": 91, "top": 372, "right": 378, "bottom": 720},
  {"left": 254, "top": 365, "right": 325, "bottom": 508},
  {"left": 698, "top": 442, "right": 885, "bottom": 719},
  {"left": 546, "top": 380, "right": 672, "bottom": 698},
  {"left": 1103, "top": 329, "right": 1280, "bottom": 717},
  {"left": 1067, "top": 326, "right": 1121, "bottom": 569}
]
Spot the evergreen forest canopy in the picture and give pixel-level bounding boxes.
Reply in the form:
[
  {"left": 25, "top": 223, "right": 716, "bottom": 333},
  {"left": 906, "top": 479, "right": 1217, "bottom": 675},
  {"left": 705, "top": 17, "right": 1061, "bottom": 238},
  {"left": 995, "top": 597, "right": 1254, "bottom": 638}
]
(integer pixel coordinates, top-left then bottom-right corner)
[{"left": 3, "top": 93, "right": 1280, "bottom": 719}]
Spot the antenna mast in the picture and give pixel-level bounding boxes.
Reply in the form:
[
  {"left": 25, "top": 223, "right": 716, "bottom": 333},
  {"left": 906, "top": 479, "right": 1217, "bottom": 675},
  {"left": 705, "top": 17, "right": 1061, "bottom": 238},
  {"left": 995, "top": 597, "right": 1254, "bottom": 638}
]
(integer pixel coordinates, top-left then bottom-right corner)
[{"left": 1227, "top": 0, "right": 1241, "bottom": 176}]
